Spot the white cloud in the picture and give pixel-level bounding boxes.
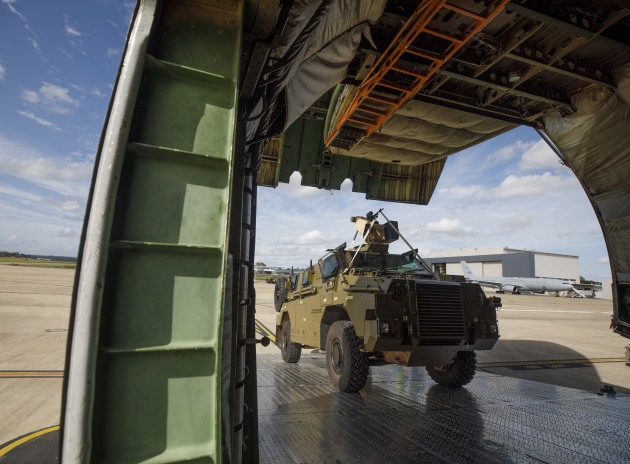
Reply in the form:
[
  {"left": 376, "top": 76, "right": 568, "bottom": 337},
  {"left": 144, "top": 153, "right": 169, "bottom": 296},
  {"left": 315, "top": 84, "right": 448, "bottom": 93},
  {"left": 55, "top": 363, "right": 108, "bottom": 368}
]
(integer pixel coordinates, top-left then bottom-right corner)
[
  {"left": 479, "top": 172, "right": 574, "bottom": 199},
  {"left": 597, "top": 256, "right": 610, "bottom": 264},
  {"left": 61, "top": 201, "right": 80, "bottom": 212},
  {"left": 65, "top": 25, "right": 82, "bottom": 37},
  {"left": 27, "top": 37, "right": 40, "bottom": 53},
  {"left": 91, "top": 88, "right": 106, "bottom": 97},
  {"left": 59, "top": 228, "right": 79, "bottom": 237},
  {"left": 40, "top": 82, "right": 78, "bottom": 105},
  {"left": 0, "top": 146, "right": 91, "bottom": 183},
  {"left": 518, "top": 139, "right": 565, "bottom": 171},
  {"left": 2, "top": 0, "right": 27, "bottom": 22},
  {"left": 0, "top": 135, "right": 92, "bottom": 196},
  {"left": 426, "top": 218, "right": 473, "bottom": 235},
  {"left": 488, "top": 140, "right": 534, "bottom": 162},
  {"left": 0, "top": 64, "right": 5, "bottom": 80},
  {"left": 501, "top": 215, "right": 532, "bottom": 229},
  {"left": 3, "top": 0, "right": 39, "bottom": 53},
  {"left": 106, "top": 47, "right": 119, "bottom": 58},
  {"left": 21, "top": 89, "right": 39, "bottom": 103},
  {"left": 439, "top": 171, "right": 577, "bottom": 204},
  {"left": 0, "top": 135, "right": 90, "bottom": 255},
  {"left": 297, "top": 230, "right": 325, "bottom": 244},
  {"left": 21, "top": 82, "right": 79, "bottom": 115},
  {"left": 17, "top": 110, "right": 63, "bottom": 131},
  {"left": 436, "top": 184, "right": 482, "bottom": 200}
]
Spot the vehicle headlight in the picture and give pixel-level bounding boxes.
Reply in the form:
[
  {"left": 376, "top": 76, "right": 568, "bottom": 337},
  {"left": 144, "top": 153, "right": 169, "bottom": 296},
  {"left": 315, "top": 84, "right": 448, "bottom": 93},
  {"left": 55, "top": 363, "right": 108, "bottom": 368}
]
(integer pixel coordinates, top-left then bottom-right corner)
[
  {"left": 377, "top": 319, "right": 397, "bottom": 336},
  {"left": 488, "top": 321, "right": 498, "bottom": 335}
]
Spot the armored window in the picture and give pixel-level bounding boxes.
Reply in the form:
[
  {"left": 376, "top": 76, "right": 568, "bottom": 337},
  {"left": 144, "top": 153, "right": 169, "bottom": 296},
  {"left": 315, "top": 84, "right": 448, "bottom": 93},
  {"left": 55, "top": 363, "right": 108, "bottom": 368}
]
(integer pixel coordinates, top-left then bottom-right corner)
[
  {"left": 302, "top": 271, "right": 310, "bottom": 287},
  {"left": 320, "top": 254, "right": 339, "bottom": 280},
  {"left": 290, "top": 273, "right": 298, "bottom": 290}
]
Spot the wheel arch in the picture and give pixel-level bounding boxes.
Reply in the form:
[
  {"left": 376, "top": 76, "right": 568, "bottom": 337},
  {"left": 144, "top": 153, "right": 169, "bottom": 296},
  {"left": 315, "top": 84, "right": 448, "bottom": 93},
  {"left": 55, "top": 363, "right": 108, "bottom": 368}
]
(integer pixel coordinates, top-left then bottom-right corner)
[
  {"left": 276, "top": 311, "right": 291, "bottom": 334},
  {"left": 320, "top": 305, "right": 350, "bottom": 349},
  {"left": 321, "top": 305, "right": 350, "bottom": 326}
]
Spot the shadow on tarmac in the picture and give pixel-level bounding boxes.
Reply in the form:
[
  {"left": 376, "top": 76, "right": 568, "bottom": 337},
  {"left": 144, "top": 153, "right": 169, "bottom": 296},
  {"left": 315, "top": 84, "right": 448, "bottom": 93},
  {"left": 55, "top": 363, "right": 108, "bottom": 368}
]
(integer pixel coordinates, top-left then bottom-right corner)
[{"left": 478, "top": 339, "right": 628, "bottom": 394}]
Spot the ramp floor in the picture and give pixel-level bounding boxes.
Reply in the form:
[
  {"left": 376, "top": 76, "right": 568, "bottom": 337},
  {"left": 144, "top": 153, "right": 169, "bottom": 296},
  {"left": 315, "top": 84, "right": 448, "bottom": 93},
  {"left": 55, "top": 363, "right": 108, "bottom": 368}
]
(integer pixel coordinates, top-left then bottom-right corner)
[{"left": 257, "top": 351, "right": 630, "bottom": 464}]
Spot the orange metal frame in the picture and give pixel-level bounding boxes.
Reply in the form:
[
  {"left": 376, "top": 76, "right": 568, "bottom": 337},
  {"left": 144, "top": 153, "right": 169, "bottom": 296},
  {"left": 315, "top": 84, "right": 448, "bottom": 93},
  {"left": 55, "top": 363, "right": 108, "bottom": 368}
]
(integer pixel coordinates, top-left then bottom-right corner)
[{"left": 325, "top": 0, "right": 510, "bottom": 150}]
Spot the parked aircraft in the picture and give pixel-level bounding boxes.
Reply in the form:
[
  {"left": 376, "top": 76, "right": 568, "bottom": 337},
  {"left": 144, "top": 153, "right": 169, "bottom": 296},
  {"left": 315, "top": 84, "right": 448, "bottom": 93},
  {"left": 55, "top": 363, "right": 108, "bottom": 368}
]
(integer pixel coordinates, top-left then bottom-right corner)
[{"left": 461, "top": 261, "right": 576, "bottom": 294}]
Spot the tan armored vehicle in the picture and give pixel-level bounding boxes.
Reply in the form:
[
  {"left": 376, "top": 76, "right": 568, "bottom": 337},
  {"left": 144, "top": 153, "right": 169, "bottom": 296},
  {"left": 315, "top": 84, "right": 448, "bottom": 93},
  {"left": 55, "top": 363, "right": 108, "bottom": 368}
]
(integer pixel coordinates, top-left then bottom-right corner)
[{"left": 275, "top": 210, "right": 501, "bottom": 392}]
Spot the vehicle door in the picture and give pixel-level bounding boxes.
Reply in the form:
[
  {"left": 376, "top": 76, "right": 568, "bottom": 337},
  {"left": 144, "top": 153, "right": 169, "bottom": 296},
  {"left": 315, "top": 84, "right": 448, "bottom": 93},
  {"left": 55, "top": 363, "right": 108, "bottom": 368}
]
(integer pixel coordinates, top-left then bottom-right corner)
[
  {"left": 290, "top": 270, "right": 317, "bottom": 346},
  {"left": 319, "top": 252, "right": 341, "bottom": 312}
]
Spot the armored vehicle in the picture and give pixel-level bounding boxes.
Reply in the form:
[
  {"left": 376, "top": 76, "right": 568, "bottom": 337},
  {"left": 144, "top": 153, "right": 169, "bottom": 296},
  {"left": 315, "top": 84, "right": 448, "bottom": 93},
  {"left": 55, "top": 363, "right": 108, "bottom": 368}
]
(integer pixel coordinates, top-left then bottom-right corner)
[{"left": 275, "top": 210, "right": 500, "bottom": 392}]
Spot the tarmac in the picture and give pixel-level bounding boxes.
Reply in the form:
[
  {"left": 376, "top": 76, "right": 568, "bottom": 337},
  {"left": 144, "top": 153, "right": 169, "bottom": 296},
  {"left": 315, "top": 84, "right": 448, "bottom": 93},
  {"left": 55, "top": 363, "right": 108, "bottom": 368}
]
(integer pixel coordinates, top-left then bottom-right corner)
[{"left": 1, "top": 264, "right": 629, "bottom": 461}]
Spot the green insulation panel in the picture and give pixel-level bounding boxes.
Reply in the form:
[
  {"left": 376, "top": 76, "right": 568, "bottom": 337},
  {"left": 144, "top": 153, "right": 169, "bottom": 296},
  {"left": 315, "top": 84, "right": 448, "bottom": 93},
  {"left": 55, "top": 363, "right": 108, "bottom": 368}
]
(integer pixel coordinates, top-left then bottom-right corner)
[{"left": 274, "top": 117, "right": 445, "bottom": 204}]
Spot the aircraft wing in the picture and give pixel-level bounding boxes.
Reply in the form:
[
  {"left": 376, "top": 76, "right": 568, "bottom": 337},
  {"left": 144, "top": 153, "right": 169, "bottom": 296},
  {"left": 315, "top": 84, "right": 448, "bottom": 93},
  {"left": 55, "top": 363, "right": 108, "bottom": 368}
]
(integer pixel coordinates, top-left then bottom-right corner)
[
  {"left": 466, "top": 277, "right": 503, "bottom": 289},
  {"left": 466, "top": 278, "right": 531, "bottom": 293}
]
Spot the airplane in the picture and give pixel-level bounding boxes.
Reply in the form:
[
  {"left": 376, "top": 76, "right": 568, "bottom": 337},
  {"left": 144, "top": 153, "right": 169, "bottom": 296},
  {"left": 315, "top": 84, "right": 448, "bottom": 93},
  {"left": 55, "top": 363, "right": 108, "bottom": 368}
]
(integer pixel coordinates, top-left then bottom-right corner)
[{"left": 461, "top": 261, "right": 578, "bottom": 295}]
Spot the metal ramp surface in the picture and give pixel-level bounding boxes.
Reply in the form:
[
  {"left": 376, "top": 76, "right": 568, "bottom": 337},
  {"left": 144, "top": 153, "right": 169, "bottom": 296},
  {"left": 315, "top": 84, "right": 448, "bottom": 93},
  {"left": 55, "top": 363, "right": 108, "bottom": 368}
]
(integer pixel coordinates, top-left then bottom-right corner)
[{"left": 257, "top": 352, "right": 630, "bottom": 464}]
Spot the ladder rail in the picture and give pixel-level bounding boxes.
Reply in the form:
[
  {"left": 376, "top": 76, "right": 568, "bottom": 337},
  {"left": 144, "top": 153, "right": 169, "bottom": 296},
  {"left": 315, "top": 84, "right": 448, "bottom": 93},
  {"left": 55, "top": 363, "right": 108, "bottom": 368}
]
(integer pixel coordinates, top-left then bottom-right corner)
[{"left": 326, "top": 0, "right": 510, "bottom": 150}]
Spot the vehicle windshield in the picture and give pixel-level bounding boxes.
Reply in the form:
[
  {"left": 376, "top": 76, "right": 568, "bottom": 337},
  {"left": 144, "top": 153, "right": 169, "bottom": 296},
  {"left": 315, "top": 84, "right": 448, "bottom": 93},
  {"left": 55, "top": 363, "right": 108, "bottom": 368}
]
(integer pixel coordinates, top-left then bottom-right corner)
[{"left": 349, "top": 251, "right": 432, "bottom": 276}]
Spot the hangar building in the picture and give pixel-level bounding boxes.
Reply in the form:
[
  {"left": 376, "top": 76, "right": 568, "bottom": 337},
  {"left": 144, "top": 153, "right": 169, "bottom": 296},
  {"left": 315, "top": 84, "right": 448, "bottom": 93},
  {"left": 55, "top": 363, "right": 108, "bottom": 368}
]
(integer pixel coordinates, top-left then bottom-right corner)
[{"left": 424, "top": 247, "right": 580, "bottom": 283}]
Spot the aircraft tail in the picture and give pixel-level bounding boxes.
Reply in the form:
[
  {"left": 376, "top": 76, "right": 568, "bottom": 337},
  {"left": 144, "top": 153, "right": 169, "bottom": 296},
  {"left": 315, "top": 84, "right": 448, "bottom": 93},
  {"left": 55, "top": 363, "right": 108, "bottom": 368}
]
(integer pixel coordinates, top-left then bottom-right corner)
[{"left": 460, "top": 261, "right": 478, "bottom": 280}]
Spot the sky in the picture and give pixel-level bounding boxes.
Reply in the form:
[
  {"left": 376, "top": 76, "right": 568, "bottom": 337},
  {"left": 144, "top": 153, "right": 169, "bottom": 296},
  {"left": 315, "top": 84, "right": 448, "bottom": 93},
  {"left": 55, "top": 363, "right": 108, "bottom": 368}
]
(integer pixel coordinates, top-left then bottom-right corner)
[
  {"left": 0, "top": 0, "right": 134, "bottom": 256},
  {"left": 0, "top": 1, "right": 610, "bottom": 281},
  {"left": 257, "top": 128, "right": 611, "bottom": 281}
]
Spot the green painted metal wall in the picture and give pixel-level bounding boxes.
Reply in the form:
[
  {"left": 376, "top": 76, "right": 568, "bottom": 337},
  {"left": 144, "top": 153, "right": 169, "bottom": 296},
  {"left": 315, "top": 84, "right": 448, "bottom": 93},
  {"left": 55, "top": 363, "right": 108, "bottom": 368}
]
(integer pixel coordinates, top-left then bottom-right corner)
[{"left": 62, "top": 1, "right": 243, "bottom": 462}]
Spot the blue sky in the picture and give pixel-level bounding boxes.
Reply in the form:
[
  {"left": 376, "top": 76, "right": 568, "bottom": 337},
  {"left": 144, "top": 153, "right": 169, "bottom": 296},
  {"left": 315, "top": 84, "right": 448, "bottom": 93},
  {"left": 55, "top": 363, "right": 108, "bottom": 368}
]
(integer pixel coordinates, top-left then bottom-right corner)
[
  {"left": 0, "top": 1, "right": 610, "bottom": 280},
  {"left": 0, "top": 0, "right": 133, "bottom": 256}
]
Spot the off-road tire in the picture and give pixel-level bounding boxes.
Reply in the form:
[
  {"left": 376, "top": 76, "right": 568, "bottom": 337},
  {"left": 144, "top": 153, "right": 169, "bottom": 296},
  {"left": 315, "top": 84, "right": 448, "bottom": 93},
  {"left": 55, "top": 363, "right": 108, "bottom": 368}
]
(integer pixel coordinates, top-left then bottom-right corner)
[
  {"left": 326, "top": 321, "right": 369, "bottom": 392},
  {"left": 426, "top": 351, "right": 477, "bottom": 387},
  {"left": 280, "top": 320, "right": 301, "bottom": 363},
  {"left": 274, "top": 278, "right": 288, "bottom": 312}
]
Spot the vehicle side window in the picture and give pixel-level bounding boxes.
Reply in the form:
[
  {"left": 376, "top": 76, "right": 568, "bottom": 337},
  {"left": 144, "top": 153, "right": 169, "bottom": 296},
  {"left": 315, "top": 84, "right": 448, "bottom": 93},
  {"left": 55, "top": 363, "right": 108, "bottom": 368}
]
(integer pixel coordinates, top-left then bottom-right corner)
[
  {"left": 320, "top": 254, "right": 339, "bottom": 280},
  {"left": 290, "top": 274, "right": 298, "bottom": 290},
  {"left": 302, "top": 271, "right": 310, "bottom": 287}
]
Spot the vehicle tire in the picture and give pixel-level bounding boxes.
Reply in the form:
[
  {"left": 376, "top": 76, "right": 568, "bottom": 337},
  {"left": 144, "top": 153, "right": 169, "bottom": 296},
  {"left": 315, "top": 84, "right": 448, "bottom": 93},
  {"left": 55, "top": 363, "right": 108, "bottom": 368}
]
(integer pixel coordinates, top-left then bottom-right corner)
[
  {"left": 274, "top": 278, "right": 287, "bottom": 312},
  {"left": 280, "top": 320, "right": 301, "bottom": 363},
  {"left": 426, "top": 351, "right": 477, "bottom": 387},
  {"left": 325, "top": 321, "right": 369, "bottom": 392}
]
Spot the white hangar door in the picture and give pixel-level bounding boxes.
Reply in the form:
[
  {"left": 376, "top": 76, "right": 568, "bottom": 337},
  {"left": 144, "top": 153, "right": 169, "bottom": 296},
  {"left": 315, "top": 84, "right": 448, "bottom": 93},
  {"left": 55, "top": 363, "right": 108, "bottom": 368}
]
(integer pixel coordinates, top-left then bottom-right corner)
[{"left": 483, "top": 261, "right": 503, "bottom": 277}]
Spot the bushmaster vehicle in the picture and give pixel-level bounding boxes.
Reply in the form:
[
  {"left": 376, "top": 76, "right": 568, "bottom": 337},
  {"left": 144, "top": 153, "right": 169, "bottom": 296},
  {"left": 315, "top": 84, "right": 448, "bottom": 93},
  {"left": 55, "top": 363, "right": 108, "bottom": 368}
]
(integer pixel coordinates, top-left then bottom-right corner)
[{"left": 275, "top": 210, "right": 501, "bottom": 392}]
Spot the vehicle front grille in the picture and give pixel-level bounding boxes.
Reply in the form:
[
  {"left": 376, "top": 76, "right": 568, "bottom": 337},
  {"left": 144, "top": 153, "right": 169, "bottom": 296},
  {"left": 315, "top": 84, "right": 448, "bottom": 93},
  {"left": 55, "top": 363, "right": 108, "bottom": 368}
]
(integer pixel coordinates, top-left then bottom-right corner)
[{"left": 415, "top": 282, "right": 466, "bottom": 341}]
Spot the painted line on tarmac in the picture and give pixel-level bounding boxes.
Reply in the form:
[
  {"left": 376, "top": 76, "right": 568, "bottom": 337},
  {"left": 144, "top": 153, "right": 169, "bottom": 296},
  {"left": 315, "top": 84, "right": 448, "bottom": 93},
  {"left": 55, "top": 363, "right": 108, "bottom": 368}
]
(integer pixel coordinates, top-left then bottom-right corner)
[
  {"left": 501, "top": 308, "right": 610, "bottom": 314},
  {"left": 479, "top": 358, "right": 626, "bottom": 369},
  {"left": 0, "top": 279, "right": 73, "bottom": 287},
  {"left": 0, "top": 370, "right": 63, "bottom": 378},
  {"left": 255, "top": 319, "right": 276, "bottom": 343},
  {"left": 0, "top": 425, "right": 59, "bottom": 457}
]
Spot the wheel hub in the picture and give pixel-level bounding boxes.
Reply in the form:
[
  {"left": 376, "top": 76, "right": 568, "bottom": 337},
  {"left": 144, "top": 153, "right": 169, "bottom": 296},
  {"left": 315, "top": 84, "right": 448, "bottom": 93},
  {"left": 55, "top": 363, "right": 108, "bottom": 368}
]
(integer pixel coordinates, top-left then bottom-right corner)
[{"left": 331, "top": 339, "right": 343, "bottom": 374}]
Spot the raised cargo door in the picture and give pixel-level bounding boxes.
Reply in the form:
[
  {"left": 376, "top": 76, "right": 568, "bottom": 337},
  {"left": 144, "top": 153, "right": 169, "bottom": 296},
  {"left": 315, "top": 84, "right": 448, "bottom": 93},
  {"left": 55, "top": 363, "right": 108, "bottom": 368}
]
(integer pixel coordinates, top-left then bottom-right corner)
[{"left": 61, "top": 0, "right": 243, "bottom": 462}]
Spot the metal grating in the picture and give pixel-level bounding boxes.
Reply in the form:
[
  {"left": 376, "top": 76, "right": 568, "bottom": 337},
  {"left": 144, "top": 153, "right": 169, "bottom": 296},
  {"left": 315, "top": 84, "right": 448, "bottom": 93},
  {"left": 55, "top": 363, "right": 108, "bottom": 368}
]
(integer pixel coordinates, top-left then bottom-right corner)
[
  {"left": 415, "top": 282, "right": 466, "bottom": 340},
  {"left": 257, "top": 352, "right": 630, "bottom": 464}
]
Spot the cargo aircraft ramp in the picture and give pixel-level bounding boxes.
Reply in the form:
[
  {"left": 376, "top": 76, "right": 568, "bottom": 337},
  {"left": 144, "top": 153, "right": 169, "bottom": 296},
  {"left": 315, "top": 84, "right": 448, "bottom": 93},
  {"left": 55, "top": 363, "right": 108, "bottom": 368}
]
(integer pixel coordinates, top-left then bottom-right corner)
[{"left": 256, "top": 351, "right": 630, "bottom": 464}]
